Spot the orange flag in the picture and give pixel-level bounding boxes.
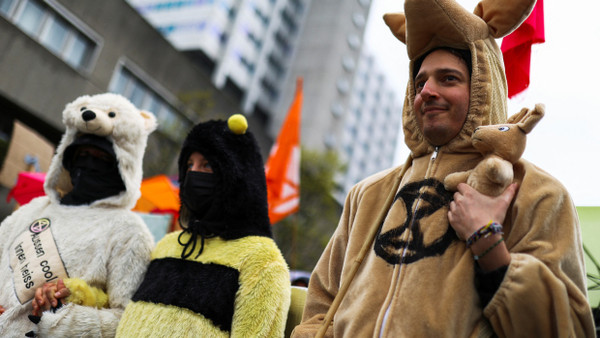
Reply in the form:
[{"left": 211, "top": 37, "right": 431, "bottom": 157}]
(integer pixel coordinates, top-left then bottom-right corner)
[{"left": 265, "top": 77, "right": 302, "bottom": 224}]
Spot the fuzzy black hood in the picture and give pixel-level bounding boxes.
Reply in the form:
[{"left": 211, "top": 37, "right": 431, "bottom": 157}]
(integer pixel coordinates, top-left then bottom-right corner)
[{"left": 177, "top": 119, "right": 272, "bottom": 240}]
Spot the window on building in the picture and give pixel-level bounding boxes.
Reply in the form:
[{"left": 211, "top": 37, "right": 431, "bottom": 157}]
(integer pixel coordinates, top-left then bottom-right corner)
[
  {"left": 267, "top": 53, "right": 284, "bottom": 78},
  {"left": 4, "top": 0, "right": 99, "bottom": 71},
  {"left": 342, "top": 55, "right": 356, "bottom": 72},
  {"left": 245, "top": 29, "right": 262, "bottom": 49},
  {"left": 324, "top": 134, "right": 336, "bottom": 149},
  {"left": 331, "top": 102, "right": 344, "bottom": 118},
  {"left": 234, "top": 50, "right": 256, "bottom": 74},
  {"left": 357, "top": 0, "right": 370, "bottom": 8},
  {"left": 110, "top": 66, "right": 191, "bottom": 142},
  {"left": 228, "top": 6, "right": 236, "bottom": 19},
  {"left": 290, "top": 0, "right": 304, "bottom": 13},
  {"left": 41, "top": 14, "right": 68, "bottom": 54},
  {"left": 63, "top": 31, "right": 94, "bottom": 68},
  {"left": 347, "top": 34, "right": 361, "bottom": 50},
  {"left": 336, "top": 78, "right": 350, "bottom": 95},
  {"left": 260, "top": 77, "right": 279, "bottom": 101},
  {"left": 280, "top": 8, "right": 297, "bottom": 34},
  {"left": 359, "top": 90, "right": 366, "bottom": 102},
  {"left": 274, "top": 30, "right": 291, "bottom": 56},
  {"left": 253, "top": 6, "right": 269, "bottom": 26},
  {"left": 0, "top": 0, "right": 15, "bottom": 15},
  {"left": 352, "top": 13, "right": 366, "bottom": 28},
  {"left": 353, "top": 107, "right": 362, "bottom": 120}
]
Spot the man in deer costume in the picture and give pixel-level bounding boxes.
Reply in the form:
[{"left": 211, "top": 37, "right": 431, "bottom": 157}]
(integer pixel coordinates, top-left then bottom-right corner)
[{"left": 292, "top": 0, "right": 595, "bottom": 336}]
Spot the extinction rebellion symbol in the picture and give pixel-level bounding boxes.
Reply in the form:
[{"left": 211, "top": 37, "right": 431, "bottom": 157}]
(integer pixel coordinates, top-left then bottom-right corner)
[
  {"left": 374, "top": 178, "right": 457, "bottom": 265},
  {"left": 29, "top": 218, "right": 51, "bottom": 234}
]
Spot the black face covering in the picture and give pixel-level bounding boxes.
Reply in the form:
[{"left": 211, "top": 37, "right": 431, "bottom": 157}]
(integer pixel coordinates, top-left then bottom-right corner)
[
  {"left": 181, "top": 171, "right": 218, "bottom": 218},
  {"left": 60, "top": 151, "right": 126, "bottom": 206}
]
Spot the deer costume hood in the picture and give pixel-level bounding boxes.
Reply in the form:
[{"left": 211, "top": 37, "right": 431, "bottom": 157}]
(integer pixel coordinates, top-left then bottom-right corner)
[
  {"left": 293, "top": 0, "right": 595, "bottom": 337},
  {"left": 384, "top": 0, "right": 531, "bottom": 157}
]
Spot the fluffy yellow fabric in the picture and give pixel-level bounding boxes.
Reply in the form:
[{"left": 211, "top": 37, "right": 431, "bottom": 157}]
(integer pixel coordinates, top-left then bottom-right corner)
[
  {"left": 117, "top": 301, "right": 228, "bottom": 337},
  {"left": 119, "top": 232, "right": 290, "bottom": 337},
  {"left": 63, "top": 278, "right": 108, "bottom": 308}
]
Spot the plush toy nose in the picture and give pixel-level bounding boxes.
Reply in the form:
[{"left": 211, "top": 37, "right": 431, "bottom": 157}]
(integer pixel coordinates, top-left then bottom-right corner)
[{"left": 82, "top": 110, "right": 96, "bottom": 122}]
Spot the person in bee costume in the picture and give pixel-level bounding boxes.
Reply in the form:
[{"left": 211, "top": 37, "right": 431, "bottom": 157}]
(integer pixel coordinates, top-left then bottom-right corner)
[{"left": 116, "top": 115, "right": 291, "bottom": 337}]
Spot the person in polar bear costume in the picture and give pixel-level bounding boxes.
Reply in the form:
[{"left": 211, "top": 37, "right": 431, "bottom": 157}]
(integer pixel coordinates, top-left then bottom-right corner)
[{"left": 0, "top": 93, "right": 157, "bottom": 337}]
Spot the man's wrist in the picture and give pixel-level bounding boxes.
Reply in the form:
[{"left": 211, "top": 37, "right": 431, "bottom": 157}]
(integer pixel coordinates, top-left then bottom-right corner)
[
  {"left": 466, "top": 221, "right": 503, "bottom": 248},
  {"left": 470, "top": 233, "right": 511, "bottom": 271}
]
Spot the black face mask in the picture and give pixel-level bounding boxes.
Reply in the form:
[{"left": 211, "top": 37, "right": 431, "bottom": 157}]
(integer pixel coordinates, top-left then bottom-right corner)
[
  {"left": 61, "top": 153, "right": 125, "bottom": 206},
  {"left": 181, "top": 171, "right": 218, "bottom": 218}
]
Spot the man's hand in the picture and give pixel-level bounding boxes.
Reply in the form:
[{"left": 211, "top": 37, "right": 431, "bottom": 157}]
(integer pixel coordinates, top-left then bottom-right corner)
[
  {"left": 448, "top": 183, "right": 518, "bottom": 240},
  {"left": 31, "top": 279, "right": 70, "bottom": 317},
  {"left": 448, "top": 183, "right": 517, "bottom": 271}
]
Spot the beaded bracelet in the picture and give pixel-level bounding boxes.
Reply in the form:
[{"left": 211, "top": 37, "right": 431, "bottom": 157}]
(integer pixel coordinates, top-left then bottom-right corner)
[
  {"left": 473, "top": 238, "right": 504, "bottom": 261},
  {"left": 465, "top": 221, "right": 503, "bottom": 248}
]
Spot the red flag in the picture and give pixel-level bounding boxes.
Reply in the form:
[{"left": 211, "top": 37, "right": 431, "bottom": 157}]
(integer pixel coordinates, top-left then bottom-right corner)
[
  {"left": 501, "top": 0, "right": 545, "bottom": 98},
  {"left": 265, "top": 77, "right": 302, "bottom": 224}
]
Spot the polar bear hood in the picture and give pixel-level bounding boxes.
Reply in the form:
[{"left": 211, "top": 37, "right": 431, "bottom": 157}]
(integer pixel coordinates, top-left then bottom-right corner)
[{"left": 43, "top": 93, "right": 157, "bottom": 209}]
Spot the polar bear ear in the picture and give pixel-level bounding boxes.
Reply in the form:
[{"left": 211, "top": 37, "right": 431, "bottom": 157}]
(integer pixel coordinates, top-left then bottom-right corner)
[
  {"left": 473, "top": 0, "right": 537, "bottom": 38},
  {"left": 140, "top": 110, "right": 158, "bottom": 133},
  {"left": 383, "top": 13, "right": 406, "bottom": 44}
]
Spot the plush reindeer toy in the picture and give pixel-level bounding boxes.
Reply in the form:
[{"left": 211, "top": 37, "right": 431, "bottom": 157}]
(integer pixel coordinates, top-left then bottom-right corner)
[{"left": 444, "top": 104, "right": 545, "bottom": 196}]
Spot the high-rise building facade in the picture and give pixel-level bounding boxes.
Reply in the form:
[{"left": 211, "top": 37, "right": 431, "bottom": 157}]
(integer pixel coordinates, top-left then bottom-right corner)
[
  {"left": 128, "top": 0, "right": 403, "bottom": 198},
  {"left": 338, "top": 52, "right": 401, "bottom": 200},
  {"left": 127, "top": 0, "right": 308, "bottom": 117}
]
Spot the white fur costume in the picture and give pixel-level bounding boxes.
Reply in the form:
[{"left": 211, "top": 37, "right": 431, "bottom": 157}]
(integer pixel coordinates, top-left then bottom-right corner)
[{"left": 0, "top": 93, "right": 156, "bottom": 337}]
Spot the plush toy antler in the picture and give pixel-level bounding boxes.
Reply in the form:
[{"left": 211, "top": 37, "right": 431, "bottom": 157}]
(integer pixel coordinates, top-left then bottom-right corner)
[{"left": 444, "top": 104, "right": 544, "bottom": 196}]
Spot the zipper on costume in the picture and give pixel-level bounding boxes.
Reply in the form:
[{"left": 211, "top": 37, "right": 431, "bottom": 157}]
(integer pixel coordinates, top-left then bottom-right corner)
[
  {"left": 431, "top": 146, "right": 439, "bottom": 161},
  {"left": 378, "top": 146, "right": 440, "bottom": 337}
]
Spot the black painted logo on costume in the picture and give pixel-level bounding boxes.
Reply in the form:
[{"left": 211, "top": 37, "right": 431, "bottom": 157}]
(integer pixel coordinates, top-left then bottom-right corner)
[{"left": 374, "top": 178, "right": 457, "bottom": 265}]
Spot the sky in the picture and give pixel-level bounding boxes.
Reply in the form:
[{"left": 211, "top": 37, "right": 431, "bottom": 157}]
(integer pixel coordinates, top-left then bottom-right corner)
[{"left": 364, "top": 0, "right": 600, "bottom": 206}]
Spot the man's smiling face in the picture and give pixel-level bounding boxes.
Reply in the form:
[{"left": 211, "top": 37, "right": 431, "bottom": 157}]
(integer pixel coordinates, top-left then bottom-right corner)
[{"left": 413, "top": 49, "right": 471, "bottom": 146}]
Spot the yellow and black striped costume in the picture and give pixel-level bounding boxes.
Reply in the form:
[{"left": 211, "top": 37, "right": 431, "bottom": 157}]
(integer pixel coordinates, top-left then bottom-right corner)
[{"left": 116, "top": 232, "right": 290, "bottom": 337}]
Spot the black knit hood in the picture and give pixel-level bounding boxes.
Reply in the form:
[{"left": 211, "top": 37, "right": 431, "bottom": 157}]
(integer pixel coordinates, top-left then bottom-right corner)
[{"left": 177, "top": 116, "right": 272, "bottom": 242}]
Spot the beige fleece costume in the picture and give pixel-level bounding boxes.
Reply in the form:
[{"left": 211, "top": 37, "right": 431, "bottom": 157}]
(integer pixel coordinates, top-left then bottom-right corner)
[{"left": 292, "top": 0, "right": 595, "bottom": 336}]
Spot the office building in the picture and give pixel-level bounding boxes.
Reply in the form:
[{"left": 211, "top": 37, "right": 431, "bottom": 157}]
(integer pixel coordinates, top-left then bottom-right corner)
[{"left": 127, "top": 0, "right": 404, "bottom": 198}]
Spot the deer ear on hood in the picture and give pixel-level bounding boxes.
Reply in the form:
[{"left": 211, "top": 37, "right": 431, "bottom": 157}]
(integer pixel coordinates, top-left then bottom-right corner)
[
  {"left": 383, "top": 13, "right": 406, "bottom": 44},
  {"left": 473, "top": 0, "right": 536, "bottom": 38},
  {"left": 383, "top": 0, "right": 537, "bottom": 60}
]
